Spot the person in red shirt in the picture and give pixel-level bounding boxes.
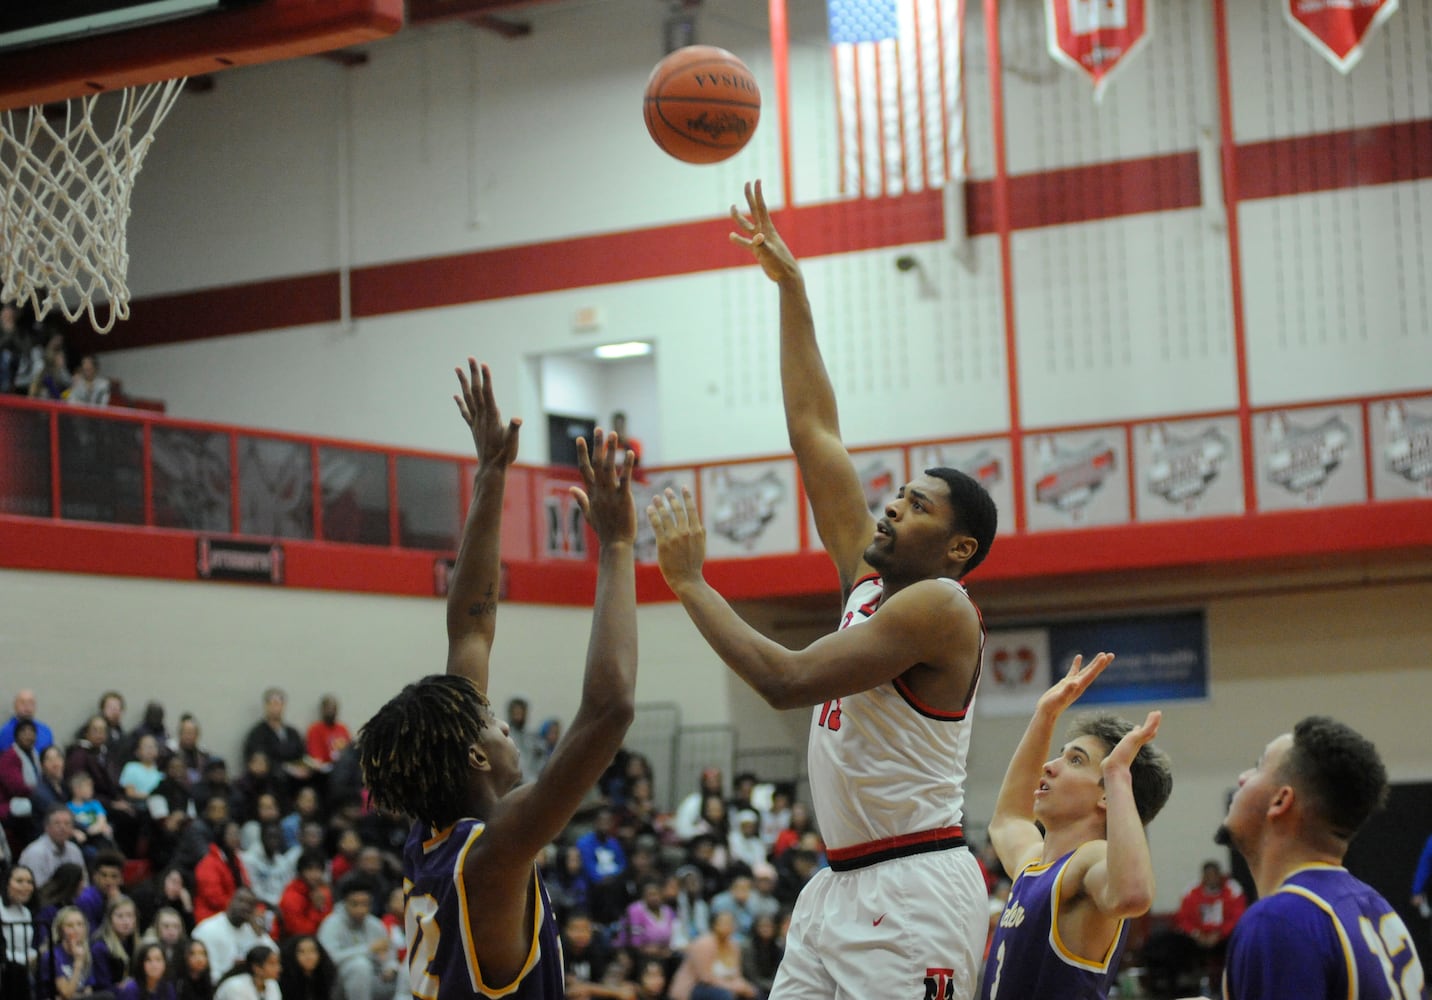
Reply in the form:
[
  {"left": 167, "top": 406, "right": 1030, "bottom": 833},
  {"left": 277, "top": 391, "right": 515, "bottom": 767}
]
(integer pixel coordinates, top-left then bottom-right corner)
[
  {"left": 278, "top": 851, "right": 333, "bottom": 939},
  {"left": 1146, "top": 859, "right": 1246, "bottom": 994},
  {"left": 304, "top": 696, "right": 351, "bottom": 772}
]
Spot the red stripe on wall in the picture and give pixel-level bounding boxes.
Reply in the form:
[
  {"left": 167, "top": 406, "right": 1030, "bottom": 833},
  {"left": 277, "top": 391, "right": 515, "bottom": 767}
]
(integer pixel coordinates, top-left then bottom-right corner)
[
  {"left": 1236, "top": 120, "right": 1432, "bottom": 201},
  {"left": 82, "top": 118, "right": 1432, "bottom": 352}
]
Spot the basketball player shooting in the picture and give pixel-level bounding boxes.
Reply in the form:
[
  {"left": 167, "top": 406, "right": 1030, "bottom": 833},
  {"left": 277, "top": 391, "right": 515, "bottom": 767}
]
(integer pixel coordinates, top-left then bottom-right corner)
[
  {"left": 644, "top": 180, "right": 997, "bottom": 1000},
  {"left": 359, "top": 360, "right": 638, "bottom": 1000}
]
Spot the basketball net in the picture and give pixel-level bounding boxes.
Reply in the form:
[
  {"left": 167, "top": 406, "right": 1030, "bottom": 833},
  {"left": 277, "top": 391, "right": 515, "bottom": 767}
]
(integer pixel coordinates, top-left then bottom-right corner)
[{"left": 0, "top": 79, "right": 185, "bottom": 334}]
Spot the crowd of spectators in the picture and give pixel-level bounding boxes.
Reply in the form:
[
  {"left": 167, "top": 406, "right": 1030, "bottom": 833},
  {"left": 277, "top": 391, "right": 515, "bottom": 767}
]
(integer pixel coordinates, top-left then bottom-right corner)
[
  {"left": 0, "top": 303, "right": 109, "bottom": 405},
  {"left": 0, "top": 688, "right": 837, "bottom": 1000}
]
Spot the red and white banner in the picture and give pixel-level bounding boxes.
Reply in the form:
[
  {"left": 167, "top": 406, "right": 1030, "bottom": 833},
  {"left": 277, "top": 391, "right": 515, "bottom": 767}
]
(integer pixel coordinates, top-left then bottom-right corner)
[
  {"left": 1045, "top": 0, "right": 1150, "bottom": 101},
  {"left": 827, "top": 0, "right": 965, "bottom": 198},
  {"left": 1285, "top": 0, "right": 1398, "bottom": 74}
]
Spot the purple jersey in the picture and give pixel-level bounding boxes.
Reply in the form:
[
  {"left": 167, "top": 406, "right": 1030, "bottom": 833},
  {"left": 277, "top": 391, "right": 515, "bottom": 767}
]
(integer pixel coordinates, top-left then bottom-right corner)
[
  {"left": 980, "top": 851, "right": 1127, "bottom": 1000},
  {"left": 1223, "top": 864, "right": 1427, "bottom": 1000},
  {"left": 403, "top": 819, "right": 565, "bottom": 1000}
]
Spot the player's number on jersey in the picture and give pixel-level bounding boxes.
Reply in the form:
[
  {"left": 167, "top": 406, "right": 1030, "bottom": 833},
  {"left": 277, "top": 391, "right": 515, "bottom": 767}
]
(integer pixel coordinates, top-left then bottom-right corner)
[
  {"left": 818, "top": 699, "right": 842, "bottom": 731},
  {"left": 987, "top": 940, "right": 1005, "bottom": 999},
  {"left": 1359, "top": 913, "right": 1425, "bottom": 1000},
  {"left": 406, "top": 891, "right": 442, "bottom": 1000}
]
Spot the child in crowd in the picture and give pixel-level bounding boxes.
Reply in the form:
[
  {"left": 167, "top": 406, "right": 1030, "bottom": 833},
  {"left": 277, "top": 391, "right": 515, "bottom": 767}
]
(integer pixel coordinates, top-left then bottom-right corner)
[{"left": 68, "top": 771, "right": 116, "bottom": 853}]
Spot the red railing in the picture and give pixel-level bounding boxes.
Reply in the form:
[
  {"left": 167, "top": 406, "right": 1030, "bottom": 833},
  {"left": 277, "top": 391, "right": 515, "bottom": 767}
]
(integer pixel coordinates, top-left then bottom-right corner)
[{"left": 2, "top": 389, "right": 1430, "bottom": 605}]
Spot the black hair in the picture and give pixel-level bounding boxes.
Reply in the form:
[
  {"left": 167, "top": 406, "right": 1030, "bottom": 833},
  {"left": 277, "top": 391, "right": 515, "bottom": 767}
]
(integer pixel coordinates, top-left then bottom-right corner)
[
  {"left": 1281, "top": 716, "right": 1388, "bottom": 842},
  {"left": 92, "top": 850, "right": 127, "bottom": 875},
  {"left": 924, "top": 467, "right": 998, "bottom": 577},
  {"left": 13, "top": 718, "right": 36, "bottom": 738},
  {"left": 1064, "top": 713, "right": 1173, "bottom": 826},
  {"left": 278, "top": 935, "right": 337, "bottom": 1000},
  {"left": 296, "top": 850, "right": 327, "bottom": 873},
  {"left": 360, "top": 674, "right": 489, "bottom": 830},
  {"left": 335, "top": 874, "right": 378, "bottom": 901}
]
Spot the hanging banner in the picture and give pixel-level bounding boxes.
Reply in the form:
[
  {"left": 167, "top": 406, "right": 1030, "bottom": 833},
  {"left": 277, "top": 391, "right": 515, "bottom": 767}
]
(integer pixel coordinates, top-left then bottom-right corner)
[
  {"left": 1045, "top": 0, "right": 1150, "bottom": 101},
  {"left": 1285, "top": 0, "right": 1398, "bottom": 74}
]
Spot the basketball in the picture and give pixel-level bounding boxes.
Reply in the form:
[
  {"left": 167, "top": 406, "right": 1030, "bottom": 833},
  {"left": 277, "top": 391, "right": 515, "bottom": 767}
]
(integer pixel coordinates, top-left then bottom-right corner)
[{"left": 643, "top": 46, "right": 760, "bottom": 165}]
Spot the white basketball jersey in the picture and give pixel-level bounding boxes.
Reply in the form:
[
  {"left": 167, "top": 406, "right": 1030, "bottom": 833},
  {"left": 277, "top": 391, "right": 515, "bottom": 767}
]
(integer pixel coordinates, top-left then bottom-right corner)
[{"left": 805, "top": 574, "right": 984, "bottom": 852}]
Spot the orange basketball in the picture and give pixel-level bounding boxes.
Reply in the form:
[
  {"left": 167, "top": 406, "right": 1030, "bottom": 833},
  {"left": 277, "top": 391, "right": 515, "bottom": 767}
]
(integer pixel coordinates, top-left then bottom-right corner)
[{"left": 644, "top": 46, "right": 760, "bottom": 165}]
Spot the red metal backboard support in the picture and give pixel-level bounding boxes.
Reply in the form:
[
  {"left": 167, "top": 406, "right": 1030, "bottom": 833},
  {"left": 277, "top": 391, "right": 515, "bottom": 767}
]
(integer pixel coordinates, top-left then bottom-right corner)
[{"left": 0, "top": 0, "right": 404, "bottom": 112}]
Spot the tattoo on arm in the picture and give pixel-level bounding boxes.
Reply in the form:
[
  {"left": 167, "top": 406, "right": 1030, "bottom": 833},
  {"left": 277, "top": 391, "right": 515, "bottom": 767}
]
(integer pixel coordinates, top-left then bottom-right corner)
[{"left": 467, "top": 585, "right": 498, "bottom": 619}]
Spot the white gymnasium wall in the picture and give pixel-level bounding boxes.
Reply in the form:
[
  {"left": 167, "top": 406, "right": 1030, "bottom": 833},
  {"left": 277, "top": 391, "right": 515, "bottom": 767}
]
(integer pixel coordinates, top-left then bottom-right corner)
[{"left": 5, "top": 564, "right": 1432, "bottom": 911}]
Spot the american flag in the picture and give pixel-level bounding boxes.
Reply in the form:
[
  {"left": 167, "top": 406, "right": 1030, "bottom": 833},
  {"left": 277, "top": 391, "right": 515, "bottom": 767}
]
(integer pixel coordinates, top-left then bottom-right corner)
[{"left": 828, "top": 0, "right": 965, "bottom": 198}]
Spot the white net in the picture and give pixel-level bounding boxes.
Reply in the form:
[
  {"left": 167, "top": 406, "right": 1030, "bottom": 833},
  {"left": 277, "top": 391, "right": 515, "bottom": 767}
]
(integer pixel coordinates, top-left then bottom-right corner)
[{"left": 0, "top": 79, "right": 185, "bottom": 334}]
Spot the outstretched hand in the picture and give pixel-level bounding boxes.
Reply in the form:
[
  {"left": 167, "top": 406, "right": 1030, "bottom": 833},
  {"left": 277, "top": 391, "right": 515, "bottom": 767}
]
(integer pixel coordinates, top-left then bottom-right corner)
[
  {"left": 1036, "top": 652, "right": 1115, "bottom": 718},
  {"left": 646, "top": 487, "right": 707, "bottom": 592},
  {"left": 1102, "top": 710, "right": 1162, "bottom": 777},
  {"left": 571, "top": 429, "right": 636, "bottom": 546},
  {"left": 454, "top": 358, "right": 521, "bottom": 470},
  {"left": 729, "top": 179, "right": 801, "bottom": 285}
]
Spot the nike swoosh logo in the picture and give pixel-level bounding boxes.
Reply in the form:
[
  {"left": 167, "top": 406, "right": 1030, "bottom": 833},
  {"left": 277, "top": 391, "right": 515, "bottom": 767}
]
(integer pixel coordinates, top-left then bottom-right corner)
[{"left": 873, "top": 913, "right": 886, "bottom": 926}]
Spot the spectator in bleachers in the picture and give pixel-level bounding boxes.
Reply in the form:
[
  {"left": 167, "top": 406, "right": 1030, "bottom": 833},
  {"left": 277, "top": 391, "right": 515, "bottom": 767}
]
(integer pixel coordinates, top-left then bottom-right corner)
[
  {"left": 739, "top": 913, "right": 783, "bottom": 999},
  {"left": 303, "top": 697, "right": 350, "bottom": 780},
  {"left": 684, "top": 837, "right": 727, "bottom": 902},
  {"left": 191, "top": 765, "right": 234, "bottom": 825},
  {"left": 709, "top": 876, "right": 764, "bottom": 944},
  {"left": 529, "top": 717, "right": 563, "bottom": 778},
  {"left": 617, "top": 778, "right": 663, "bottom": 844},
  {"left": 350, "top": 848, "right": 397, "bottom": 909},
  {"left": 242, "top": 691, "right": 311, "bottom": 789},
  {"left": 240, "top": 826, "right": 293, "bottom": 913},
  {"left": 239, "top": 795, "right": 283, "bottom": 854},
  {"left": 0, "top": 303, "right": 26, "bottom": 394},
  {"left": 277, "top": 852, "right": 332, "bottom": 941},
  {"left": 690, "top": 798, "right": 731, "bottom": 858},
  {"left": 1, "top": 864, "right": 38, "bottom": 1000},
  {"left": 76, "top": 851, "right": 126, "bottom": 931},
  {"left": 317, "top": 877, "right": 398, "bottom": 1000},
  {"left": 120, "top": 735, "right": 165, "bottom": 808},
  {"left": 757, "top": 788, "right": 790, "bottom": 854},
  {"left": 20, "top": 806, "right": 87, "bottom": 888},
  {"left": 746, "top": 865, "right": 779, "bottom": 924},
  {"left": 327, "top": 829, "right": 362, "bottom": 886},
  {"left": 118, "top": 941, "right": 175, "bottom": 1000},
  {"left": 66, "top": 355, "right": 111, "bottom": 408},
  {"left": 578, "top": 808, "right": 630, "bottom": 925},
  {"left": 66, "top": 717, "right": 126, "bottom": 812},
  {"left": 560, "top": 910, "right": 619, "bottom": 999},
  {"left": 169, "top": 717, "right": 211, "bottom": 790},
  {"left": 278, "top": 789, "right": 319, "bottom": 853},
  {"left": 669, "top": 866, "right": 710, "bottom": 952},
  {"left": 672, "top": 769, "right": 724, "bottom": 842},
  {"left": 772, "top": 849, "right": 819, "bottom": 910},
  {"left": 118, "top": 703, "right": 169, "bottom": 771},
  {"left": 617, "top": 877, "right": 678, "bottom": 971},
  {"left": 1, "top": 719, "right": 40, "bottom": 851},
  {"left": 90, "top": 894, "right": 140, "bottom": 991},
  {"left": 99, "top": 693, "right": 127, "bottom": 762},
  {"left": 768, "top": 802, "right": 817, "bottom": 861},
  {"left": 191, "top": 889, "right": 275, "bottom": 986},
  {"left": 1, "top": 690, "right": 55, "bottom": 754},
  {"left": 726, "top": 812, "right": 766, "bottom": 875},
  {"left": 131, "top": 869, "right": 196, "bottom": 935},
  {"left": 231, "top": 757, "right": 285, "bottom": 828},
  {"left": 213, "top": 943, "right": 280, "bottom": 1000},
  {"left": 34, "top": 746, "right": 70, "bottom": 816},
  {"left": 500, "top": 698, "right": 541, "bottom": 784},
  {"left": 277, "top": 935, "right": 337, "bottom": 1000},
  {"left": 667, "top": 909, "right": 760, "bottom": 1000},
  {"left": 548, "top": 845, "right": 591, "bottom": 923},
  {"left": 633, "top": 958, "right": 670, "bottom": 1000},
  {"left": 45, "top": 905, "right": 97, "bottom": 1000},
  {"left": 67, "top": 773, "right": 117, "bottom": 858},
  {"left": 37, "top": 863, "right": 87, "bottom": 933},
  {"left": 176, "top": 940, "right": 214, "bottom": 1000},
  {"left": 193, "top": 822, "right": 251, "bottom": 924},
  {"left": 376, "top": 888, "right": 404, "bottom": 973},
  {"left": 27, "top": 333, "right": 70, "bottom": 401},
  {"left": 138, "top": 906, "right": 188, "bottom": 978}
]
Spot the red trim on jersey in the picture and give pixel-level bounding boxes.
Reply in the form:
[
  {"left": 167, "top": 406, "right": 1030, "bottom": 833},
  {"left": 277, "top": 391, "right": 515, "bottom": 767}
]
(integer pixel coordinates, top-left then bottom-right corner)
[
  {"left": 893, "top": 675, "right": 969, "bottom": 721},
  {"left": 826, "top": 825, "right": 966, "bottom": 871}
]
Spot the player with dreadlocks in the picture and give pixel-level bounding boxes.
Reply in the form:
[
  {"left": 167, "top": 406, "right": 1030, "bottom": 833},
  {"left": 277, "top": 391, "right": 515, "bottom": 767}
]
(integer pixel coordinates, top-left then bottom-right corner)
[{"left": 360, "top": 359, "right": 638, "bottom": 1000}]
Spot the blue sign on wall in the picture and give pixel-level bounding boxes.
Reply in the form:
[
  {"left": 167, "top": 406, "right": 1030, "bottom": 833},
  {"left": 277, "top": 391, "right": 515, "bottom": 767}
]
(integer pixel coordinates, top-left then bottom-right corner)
[{"left": 1046, "top": 610, "right": 1208, "bottom": 704}]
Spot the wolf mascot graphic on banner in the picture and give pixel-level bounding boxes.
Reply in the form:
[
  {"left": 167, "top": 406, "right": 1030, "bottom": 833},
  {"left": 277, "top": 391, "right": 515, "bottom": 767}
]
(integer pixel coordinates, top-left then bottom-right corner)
[
  {"left": 1263, "top": 411, "right": 1351, "bottom": 498},
  {"left": 1145, "top": 424, "right": 1230, "bottom": 509},
  {"left": 709, "top": 467, "right": 787, "bottom": 548}
]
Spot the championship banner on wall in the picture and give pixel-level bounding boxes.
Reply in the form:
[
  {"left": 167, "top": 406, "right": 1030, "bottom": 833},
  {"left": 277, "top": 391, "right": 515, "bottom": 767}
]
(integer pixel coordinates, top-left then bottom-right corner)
[
  {"left": 910, "top": 438, "right": 1014, "bottom": 536},
  {"left": 1285, "top": 0, "right": 1398, "bottom": 74},
  {"left": 542, "top": 478, "right": 589, "bottom": 560},
  {"left": 1045, "top": 0, "right": 1150, "bottom": 100},
  {"left": 1252, "top": 405, "right": 1366, "bottom": 512},
  {"left": 977, "top": 628, "right": 1053, "bottom": 718},
  {"left": 1369, "top": 395, "right": 1432, "bottom": 500},
  {"left": 804, "top": 447, "right": 907, "bottom": 552},
  {"left": 1132, "top": 416, "right": 1244, "bottom": 522},
  {"left": 700, "top": 459, "right": 801, "bottom": 558},
  {"left": 1023, "top": 428, "right": 1130, "bottom": 531}
]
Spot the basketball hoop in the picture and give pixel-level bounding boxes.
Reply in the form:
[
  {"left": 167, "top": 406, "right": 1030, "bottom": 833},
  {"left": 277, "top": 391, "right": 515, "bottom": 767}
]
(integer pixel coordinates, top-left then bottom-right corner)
[{"left": 0, "top": 78, "right": 185, "bottom": 334}]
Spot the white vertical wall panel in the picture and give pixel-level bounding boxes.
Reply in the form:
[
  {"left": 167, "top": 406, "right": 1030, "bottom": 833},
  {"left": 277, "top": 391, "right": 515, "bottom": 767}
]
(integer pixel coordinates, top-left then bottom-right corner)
[
  {"left": 1013, "top": 208, "right": 1236, "bottom": 428},
  {"left": 1226, "top": 0, "right": 1432, "bottom": 142},
  {"left": 1241, "top": 180, "right": 1432, "bottom": 405}
]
